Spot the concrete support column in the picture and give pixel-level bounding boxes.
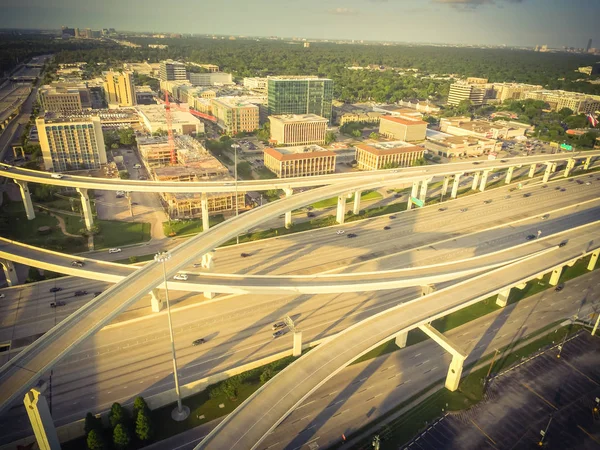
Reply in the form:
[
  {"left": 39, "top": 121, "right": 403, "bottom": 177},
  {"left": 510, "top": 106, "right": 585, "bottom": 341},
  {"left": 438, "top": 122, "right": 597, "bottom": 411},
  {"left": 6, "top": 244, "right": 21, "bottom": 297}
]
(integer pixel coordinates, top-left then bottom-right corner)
[
  {"left": 24, "top": 382, "right": 61, "bottom": 450},
  {"left": 15, "top": 180, "right": 35, "bottom": 220},
  {"left": 336, "top": 194, "right": 346, "bottom": 224},
  {"left": 407, "top": 181, "right": 420, "bottom": 210},
  {"left": 201, "top": 193, "right": 209, "bottom": 232},
  {"left": 451, "top": 173, "right": 462, "bottom": 199},
  {"left": 442, "top": 176, "right": 450, "bottom": 197},
  {"left": 584, "top": 157, "right": 592, "bottom": 171},
  {"left": 496, "top": 288, "right": 511, "bottom": 307},
  {"left": 549, "top": 266, "right": 563, "bottom": 286},
  {"left": 0, "top": 258, "right": 18, "bottom": 286},
  {"left": 150, "top": 288, "right": 164, "bottom": 312},
  {"left": 284, "top": 188, "right": 293, "bottom": 229},
  {"left": 588, "top": 251, "right": 599, "bottom": 271},
  {"left": 418, "top": 178, "right": 431, "bottom": 203},
  {"left": 542, "top": 163, "right": 555, "bottom": 183},
  {"left": 421, "top": 284, "right": 436, "bottom": 296},
  {"left": 76, "top": 188, "right": 94, "bottom": 232},
  {"left": 528, "top": 163, "right": 536, "bottom": 178},
  {"left": 293, "top": 331, "right": 302, "bottom": 357},
  {"left": 353, "top": 190, "right": 362, "bottom": 215},
  {"left": 445, "top": 354, "right": 466, "bottom": 392},
  {"left": 471, "top": 172, "right": 480, "bottom": 191},
  {"left": 479, "top": 170, "right": 490, "bottom": 192},
  {"left": 505, "top": 166, "right": 515, "bottom": 184},
  {"left": 564, "top": 158, "right": 575, "bottom": 178},
  {"left": 395, "top": 332, "right": 408, "bottom": 349},
  {"left": 202, "top": 251, "right": 216, "bottom": 299}
]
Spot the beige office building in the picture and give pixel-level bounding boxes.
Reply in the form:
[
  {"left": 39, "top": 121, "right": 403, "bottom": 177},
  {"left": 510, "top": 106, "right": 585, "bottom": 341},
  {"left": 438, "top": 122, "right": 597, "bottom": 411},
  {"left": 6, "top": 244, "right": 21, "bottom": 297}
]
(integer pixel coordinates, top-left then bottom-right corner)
[
  {"left": 523, "top": 90, "right": 600, "bottom": 114},
  {"left": 37, "top": 113, "right": 107, "bottom": 172},
  {"left": 263, "top": 145, "right": 336, "bottom": 178},
  {"left": 38, "top": 84, "right": 92, "bottom": 113},
  {"left": 269, "top": 114, "right": 327, "bottom": 146},
  {"left": 211, "top": 97, "right": 259, "bottom": 135},
  {"left": 425, "top": 133, "right": 501, "bottom": 158},
  {"left": 379, "top": 115, "right": 427, "bottom": 142},
  {"left": 103, "top": 71, "right": 136, "bottom": 107},
  {"left": 355, "top": 141, "right": 424, "bottom": 170},
  {"left": 447, "top": 80, "right": 488, "bottom": 106}
]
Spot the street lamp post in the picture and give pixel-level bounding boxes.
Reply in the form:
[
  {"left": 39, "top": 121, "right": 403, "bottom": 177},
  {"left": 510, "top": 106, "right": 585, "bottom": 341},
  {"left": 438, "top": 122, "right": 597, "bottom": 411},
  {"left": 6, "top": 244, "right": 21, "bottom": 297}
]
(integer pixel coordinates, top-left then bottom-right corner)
[
  {"left": 154, "top": 252, "right": 189, "bottom": 421},
  {"left": 232, "top": 143, "right": 241, "bottom": 244}
]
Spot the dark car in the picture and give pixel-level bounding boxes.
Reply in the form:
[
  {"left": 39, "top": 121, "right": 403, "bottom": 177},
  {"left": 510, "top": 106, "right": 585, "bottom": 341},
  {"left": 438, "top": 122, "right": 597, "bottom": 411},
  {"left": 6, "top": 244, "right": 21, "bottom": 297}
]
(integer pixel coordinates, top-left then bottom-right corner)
[
  {"left": 93, "top": 292, "right": 102, "bottom": 297},
  {"left": 555, "top": 187, "right": 561, "bottom": 190},
  {"left": 50, "top": 301, "right": 66, "bottom": 308},
  {"left": 394, "top": 193, "right": 402, "bottom": 198},
  {"left": 554, "top": 284, "right": 564, "bottom": 292},
  {"left": 576, "top": 180, "right": 584, "bottom": 185},
  {"left": 559, "top": 241, "right": 567, "bottom": 247},
  {"left": 500, "top": 159, "right": 508, "bottom": 163},
  {"left": 383, "top": 226, "right": 391, "bottom": 230},
  {"left": 307, "top": 212, "right": 316, "bottom": 218},
  {"left": 347, "top": 233, "right": 358, "bottom": 238},
  {"left": 460, "top": 208, "right": 468, "bottom": 212},
  {"left": 240, "top": 253, "right": 251, "bottom": 258},
  {"left": 484, "top": 200, "right": 492, "bottom": 204},
  {"left": 438, "top": 207, "right": 447, "bottom": 212},
  {"left": 49, "top": 287, "right": 62, "bottom": 293},
  {"left": 525, "top": 234, "right": 536, "bottom": 241},
  {"left": 272, "top": 322, "right": 286, "bottom": 330},
  {"left": 272, "top": 330, "right": 286, "bottom": 339},
  {"left": 472, "top": 162, "right": 481, "bottom": 165},
  {"left": 560, "top": 188, "right": 566, "bottom": 192},
  {"left": 307, "top": 206, "right": 314, "bottom": 211},
  {"left": 192, "top": 338, "right": 206, "bottom": 346},
  {"left": 523, "top": 193, "right": 532, "bottom": 197},
  {"left": 74, "top": 290, "right": 88, "bottom": 297},
  {"left": 389, "top": 215, "right": 396, "bottom": 219},
  {"left": 541, "top": 185, "right": 548, "bottom": 188},
  {"left": 568, "top": 178, "right": 574, "bottom": 182}
]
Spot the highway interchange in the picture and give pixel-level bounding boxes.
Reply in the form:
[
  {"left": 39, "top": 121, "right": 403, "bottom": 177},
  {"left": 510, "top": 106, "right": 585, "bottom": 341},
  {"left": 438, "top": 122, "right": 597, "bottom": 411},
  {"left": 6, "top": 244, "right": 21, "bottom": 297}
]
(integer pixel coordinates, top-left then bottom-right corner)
[{"left": 1, "top": 168, "right": 600, "bottom": 445}]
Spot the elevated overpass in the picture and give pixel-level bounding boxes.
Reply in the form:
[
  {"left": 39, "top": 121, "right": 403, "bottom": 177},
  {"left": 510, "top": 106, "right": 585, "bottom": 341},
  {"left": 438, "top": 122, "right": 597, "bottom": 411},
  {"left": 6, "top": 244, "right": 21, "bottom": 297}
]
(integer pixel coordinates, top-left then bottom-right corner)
[{"left": 196, "top": 223, "right": 600, "bottom": 450}]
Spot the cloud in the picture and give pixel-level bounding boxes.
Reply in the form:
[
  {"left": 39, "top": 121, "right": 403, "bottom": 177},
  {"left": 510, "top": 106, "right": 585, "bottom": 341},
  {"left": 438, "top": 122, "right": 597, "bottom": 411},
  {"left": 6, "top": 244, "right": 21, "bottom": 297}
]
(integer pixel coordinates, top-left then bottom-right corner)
[{"left": 328, "top": 7, "right": 359, "bottom": 15}]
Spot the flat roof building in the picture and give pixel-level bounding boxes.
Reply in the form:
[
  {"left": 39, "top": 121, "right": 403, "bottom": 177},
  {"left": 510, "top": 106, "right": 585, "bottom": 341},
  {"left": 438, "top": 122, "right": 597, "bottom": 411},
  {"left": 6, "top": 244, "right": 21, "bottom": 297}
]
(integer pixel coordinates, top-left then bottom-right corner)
[
  {"left": 263, "top": 145, "right": 336, "bottom": 178},
  {"left": 523, "top": 89, "right": 600, "bottom": 114},
  {"left": 37, "top": 112, "right": 107, "bottom": 172},
  {"left": 425, "top": 130, "right": 501, "bottom": 158},
  {"left": 379, "top": 115, "right": 428, "bottom": 142},
  {"left": 136, "top": 104, "right": 204, "bottom": 135},
  {"left": 448, "top": 81, "right": 488, "bottom": 106},
  {"left": 211, "top": 97, "right": 259, "bottom": 135},
  {"left": 189, "top": 72, "right": 234, "bottom": 87},
  {"left": 267, "top": 76, "right": 333, "bottom": 121},
  {"left": 103, "top": 71, "right": 136, "bottom": 108},
  {"left": 355, "top": 141, "right": 424, "bottom": 171},
  {"left": 269, "top": 114, "right": 328, "bottom": 146},
  {"left": 159, "top": 60, "right": 187, "bottom": 82},
  {"left": 38, "top": 84, "right": 92, "bottom": 113},
  {"left": 243, "top": 77, "right": 268, "bottom": 93},
  {"left": 440, "top": 117, "right": 531, "bottom": 139}
]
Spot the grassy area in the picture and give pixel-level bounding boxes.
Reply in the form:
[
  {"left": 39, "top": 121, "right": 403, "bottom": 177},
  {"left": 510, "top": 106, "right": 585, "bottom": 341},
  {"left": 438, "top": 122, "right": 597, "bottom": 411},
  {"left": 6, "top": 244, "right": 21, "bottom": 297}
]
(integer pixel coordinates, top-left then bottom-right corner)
[
  {"left": 309, "top": 190, "right": 383, "bottom": 209},
  {"left": 114, "top": 253, "right": 156, "bottom": 264},
  {"left": 236, "top": 161, "right": 253, "bottom": 180},
  {"left": 162, "top": 215, "right": 225, "bottom": 237},
  {"left": 255, "top": 166, "right": 277, "bottom": 179}
]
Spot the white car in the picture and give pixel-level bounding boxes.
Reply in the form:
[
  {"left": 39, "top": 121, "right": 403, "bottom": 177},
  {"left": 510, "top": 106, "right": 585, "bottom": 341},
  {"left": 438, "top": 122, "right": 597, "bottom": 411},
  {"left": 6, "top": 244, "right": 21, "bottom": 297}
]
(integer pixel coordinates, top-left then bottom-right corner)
[
  {"left": 108, "top": 248, "right": 122, "bottom": 254},
  {"left": 51, "top": 173, "right": 63, "bottom": 179},
  {"left": 133, "top": 164, "right": 141, "bottom": 169},
  {"left": 173, "top": 273, "right": 188, "bottom": 281},
  {"left": 336, "top": 230, "right": 345, "bottom": 235},
  {"left": 0, "top": 294, "right": 5, "bottom": 299}
]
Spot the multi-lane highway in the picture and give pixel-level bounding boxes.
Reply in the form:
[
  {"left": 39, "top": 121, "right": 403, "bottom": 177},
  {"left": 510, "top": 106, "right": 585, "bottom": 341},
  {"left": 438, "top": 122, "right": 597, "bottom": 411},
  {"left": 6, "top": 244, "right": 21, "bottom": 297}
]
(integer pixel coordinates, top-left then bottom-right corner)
[
  {"left": 1, "top": 173, "right": 599, "bottom": 444},
  {"left": 197, "top": 222, "right": 600, "bottom": 450}
]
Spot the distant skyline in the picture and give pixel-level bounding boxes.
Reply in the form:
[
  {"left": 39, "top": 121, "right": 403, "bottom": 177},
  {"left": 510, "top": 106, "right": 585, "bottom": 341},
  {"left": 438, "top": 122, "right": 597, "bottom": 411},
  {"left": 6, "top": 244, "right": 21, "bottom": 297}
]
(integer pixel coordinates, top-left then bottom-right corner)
[{"left": 2, "top": 0, "right": 599, "bottom": 49}]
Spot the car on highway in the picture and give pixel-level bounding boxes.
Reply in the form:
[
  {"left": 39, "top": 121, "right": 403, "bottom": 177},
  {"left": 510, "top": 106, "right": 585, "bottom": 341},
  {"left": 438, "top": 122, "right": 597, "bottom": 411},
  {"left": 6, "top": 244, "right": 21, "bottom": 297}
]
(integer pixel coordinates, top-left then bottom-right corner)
[
  {"left": 307, "top": 212, "right": 315, "bottom": 217},
  {"left": 133, "top": 164, "right": 141, "bottom": 169},
  {"left": 71, "top": 260, "right": 84, "bottom": 267},
  {"left": 192, "top": 338, "right": 206, "bottom": 346},
  {"left": 73, "top": 290, "right": 87, "bottom": 296},
  {"left": 576, "top": 180, "right": 584, "bottom": 185},
  {"left": 586, "top": 182, "right": 591, "bottom": 186},
  {"left": 336, "top": 230, "right": 345, "bottom": 235},
  {"left": 484, "top": 200, "right": 492, "bottom": 204},
  {"left": 555, "top": 186, "right": 561, "bottom": 190},
  {"left": 568, "top": 179, "right": 574, "bottom": 182},
  {"left": 389, "top": 215, "right": 396, "bottom": 219},
  {"left": 272, "top": 322, "right": 286, "bottom": 330},
  {"left": 560, "top": 188, "right": 566, "bottom": 192},
  {"left": 108, "top": 248, "right": 122, "bottom": 254},
  {"left": 541, "top": 214, "right": 550, "bottom": 220},
  {"left": 500, "top": 159, "right": 508, "bottom": 163},
  {"left": 554, "top": 284, "right": 564, "bottom": 292},
  {"left": 241, "top": 253, "right": 251, "bottom": 258},
  {"left": 193, "top": 263, "right": 202, "bottom": 268},
  {"left": 472, "top": 162, "right": 481, "bottom": 165},
  {"left": 438, "top": 207, "right": 447, "bottom": 212},
  {"left": 272, "top": 330, "right": 286, "bottom": 338},
  {"left": 505, "top": 195, "right": 511, "bottom": 199},
  {"left": 383, "top": 226, "right": 391, "bottom": 230},
  {"left": 2, "top": 166, "right": 12, "bottom": 171},
  {"left": 347, "top": 233, "right": 357, "bottom": 238},
  {"left": 523, "top": 193, "right": 532, "bottom": 197},
  {"left": 0, "top": 294, "right": 4, "bottom": 299},
  {"left": 542, "top": 185, "right": 548, "bottom": 188},
  {"left": 525, "top": 234, "right": 536, "bottom": 240},
  {"left": 460, "top": 208, "right": 468, "bottom": 212},
  {"left": 173, "top": 273, "right": 188, "bottom": 281},
  {"left": 51, "top": 173, "right": 64, "bottom": 179},
  {"left": 559, "top": 241, "right": 567, "bottom": 247},
  {"left": 50, "top": 301, "right": 66, "bottom": 308},
  {"left": 49, "top": 287, "right": 62, "bottom": 293},
  {"left": 93, "top": 292, "right": 102, "bottom": 297}
]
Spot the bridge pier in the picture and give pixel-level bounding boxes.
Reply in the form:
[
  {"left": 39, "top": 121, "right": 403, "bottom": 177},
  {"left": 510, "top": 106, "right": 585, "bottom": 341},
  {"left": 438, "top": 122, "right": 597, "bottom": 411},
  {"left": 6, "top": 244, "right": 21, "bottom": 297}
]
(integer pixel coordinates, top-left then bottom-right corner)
[
  {"left": 336, "top": 194, "right": 346, "bottom": 224},
  {"left": 496, "top": 288, "right": 511, "bottom": 307},
  {"left": 201, "top": 251, "right": 216, "bottom": 299},
  {"left": 588, "top": 251, "right": 598, "bottom": 271},
  {"left": 293, "top": 331, "right": 303, "bottom": 357},
  {"left": 418, "top": 324, "right": 468, "bottom": 392},
  {"left": 201, "top": 193, "right": 210, "bottom": 232},
  {"left": 528, "top": 163, "right": 536, "bottom": 178},
  {"left": 584, "top": 156, "right": 592, "bottom": 170},
  {"left": 451, "top": 173, "right": 463, "bottom": 199},
  {"left": 407, "top": 181, "right": 419, "bottom": 210},
  {"left": 421, "top": 284, "right": 436, "bottom": 296},
  {"left": 471, "top": 172, "right": 480, "bottom": 191},
  {"left": 542, "top": 163, "right": 556, "bottom": 184},
  {"left": 549, "top": 266, "right": 562, "bottom": 286},
  {"left": 15, "top": 180, "right": 35, "bottom": 220},
  {"left": 505, "top": 166, "right": 515, "bottom": 184},
  {"left": 353, "top": 190, "right": 362, "bottom": 215},
  {"left": 395, "top": 332, "right": 407, "bottom": 349},
  {"left": 0, "top": 258, "right": 18, "bottom": 286},
  {"left": 441, "top": 176, "right": 450, "bottom": 198},
  {"left": 419, "top": 178, "right": 431, "bottom": 203},
  {"left": 479, "top": 170, "right": 490, "bottom": 192},
  {"left": 150, "top": 288, "right": 164, "bottom": 312},
  {"left": 564, "top": 158, "right": 575, "bottom": 178},
  {"left": 76, "top": 188, "right": 94, "bottom": 232},
  {"left": 24, "top": 382, "right": 61, "bottom": 450},
  {"left": 284, "top": 188, "right": 293, "bottom": 228}
]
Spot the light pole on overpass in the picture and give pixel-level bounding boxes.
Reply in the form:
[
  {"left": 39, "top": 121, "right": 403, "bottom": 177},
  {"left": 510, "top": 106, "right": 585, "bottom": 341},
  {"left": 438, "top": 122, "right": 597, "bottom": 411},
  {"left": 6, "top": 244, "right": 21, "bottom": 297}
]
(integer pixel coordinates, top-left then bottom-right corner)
[
  {"left": 154, "top": 251, "right": 189, "bottom": 421},
  {"left": 232, "top": 143, "right": 241, "bottom": 245}
]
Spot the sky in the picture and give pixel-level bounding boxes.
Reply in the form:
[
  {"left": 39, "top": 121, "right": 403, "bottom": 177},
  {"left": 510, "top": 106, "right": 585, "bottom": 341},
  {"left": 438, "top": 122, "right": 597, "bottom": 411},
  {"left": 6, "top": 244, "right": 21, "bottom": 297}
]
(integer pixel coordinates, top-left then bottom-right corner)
[{"left": 2, "top": 0, "right": 599, "bottom": 48}]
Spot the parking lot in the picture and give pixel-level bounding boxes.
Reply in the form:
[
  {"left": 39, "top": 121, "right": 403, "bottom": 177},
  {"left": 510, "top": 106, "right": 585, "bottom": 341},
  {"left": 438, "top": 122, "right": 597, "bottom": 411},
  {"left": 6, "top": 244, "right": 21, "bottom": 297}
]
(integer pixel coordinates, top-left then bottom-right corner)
[{"left": 405, "top": 332, "right": 600, "bottom": 450}]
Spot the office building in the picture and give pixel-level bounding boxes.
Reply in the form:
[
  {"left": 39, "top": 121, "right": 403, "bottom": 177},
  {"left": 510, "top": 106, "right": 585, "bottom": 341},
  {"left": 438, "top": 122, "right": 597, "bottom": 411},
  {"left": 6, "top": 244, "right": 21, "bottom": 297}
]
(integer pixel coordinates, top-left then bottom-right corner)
[
  {"left": 577, "top": 63, "right": 600, "bottom": 76},
  {"left": 36, "top": 113, "right": 107, "bottom": 172},
  {"left": 135, "top": 86, "right": 155, "bottom": 105},
  {"left": 159, "top": 60, "right": 187, "bottom": 82},
  {"left": 103, "top": 71, "right": 136, "bottom": 107},
  {"left": 440, "top": 117, "right": 531, "bottom": 139},
  {"left": 379, "top": 115, "right": 428, "bottom": 142},
  {"left": 162, "top": 191, "right": 245, "bottom": 220},
  {"left": 488, "top": 83, "right": 542, "bottom": 102},
  {"left": 425, "top": 130, "right": 501, "bottom": 158},
  {"left": 188, "top": 63, "right": 219, "bottom": 73},
  {"left": 244, "top": 77, "right": 268, "bottom": 93},
  {"left": 339, "top": 111, "right": 382, "bottom": 126},
  {"left": 267, "top": 76, "right": 333, "bottom": 121},
  {"left": 587, "top": 39, "right": 593, "bottom": 53},
  {"left": 447, "top": 80, "right": 488, "bottom": 106},
  {"left": 38, "top": 84, "right": 92, "bottom": 113},
  {"left": 269, "top": 114, "right": 327, "bottom": 146},
  {"left": 61, "top": 26, "right": 75, "bottom": 37},
  {"left": 136, "top": 104, "right": 205, "bottom": 135},
  {"left": 263, "top": 145, "right": 336, "bottom": 178},
  {"left": 211, "top": 97, "right": 259, "bottom": 134},
  {"left": 189, "top": 72, "right": 234, "bottom": 86},
  {"left": 355, "top": 141, "right": 424, "bottom": 170},
  {"left": 523, "top": 90, "right": 600, "bottom": 114}
]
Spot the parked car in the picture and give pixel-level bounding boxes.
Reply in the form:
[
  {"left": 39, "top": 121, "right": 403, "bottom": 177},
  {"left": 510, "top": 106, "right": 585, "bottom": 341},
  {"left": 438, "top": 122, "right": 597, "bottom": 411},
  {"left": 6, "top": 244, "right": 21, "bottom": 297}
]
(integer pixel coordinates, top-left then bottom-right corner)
[
  {"left": 108, "top": 248, "right": 122, "bottom": 254},
  {"left": 173, "top": 273, "right": 188, "bottom": 281},
  {"left": 49, "top": 287, "right": 62, "bottom": 293},
  {"left": 192, "top": 338, "right": 206, "bottom": 346},
  {"left": 50, "top": 301, "right": 66, "bottom": 308},
  {"left": 71, "top": 260, "right": 84, "bottom": 267}
]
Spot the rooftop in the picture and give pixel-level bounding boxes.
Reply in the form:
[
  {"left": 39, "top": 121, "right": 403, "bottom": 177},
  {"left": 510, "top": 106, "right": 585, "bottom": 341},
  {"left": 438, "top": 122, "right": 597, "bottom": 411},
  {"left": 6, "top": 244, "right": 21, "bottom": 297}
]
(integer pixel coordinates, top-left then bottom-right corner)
[
  {"left": 136, "top": 104, "right": 201, "bottom": 124},
  {"left": 41, "top": 111, "right": 99, "bottom": 123},
  {"left": 269, "top": 114, "right": 328, "bottom": 123},
  {"left": 381, "top": 115, "right": 428, "bottom": 126},
  {"left": 268, "top": 76, "right": 330, "bottom": 81},
  {"left": 264, "top": 145, "right": 336, "bottom": 161},
  {"left": 212, "top": 96, "right": 260, "bottom": 109},
  {"left": 356, "top": 141, "right": 423, "bottom": 156}
]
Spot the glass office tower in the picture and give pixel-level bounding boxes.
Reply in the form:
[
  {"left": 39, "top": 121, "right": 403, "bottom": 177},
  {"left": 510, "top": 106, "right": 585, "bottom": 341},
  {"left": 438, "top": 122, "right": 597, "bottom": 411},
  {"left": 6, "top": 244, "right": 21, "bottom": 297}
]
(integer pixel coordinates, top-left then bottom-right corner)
[{"left": 267, "top": 77, "right": 333, "bottom": 121}]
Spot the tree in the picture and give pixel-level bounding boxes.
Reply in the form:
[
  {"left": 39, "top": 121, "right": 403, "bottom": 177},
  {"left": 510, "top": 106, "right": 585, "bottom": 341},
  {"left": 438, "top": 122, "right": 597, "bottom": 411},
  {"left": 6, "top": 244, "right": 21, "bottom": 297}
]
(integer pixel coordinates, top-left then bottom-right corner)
[
  {"left": 118, "top": 170, "right": 130, "bottom": 179},
  {"left": 456, "top": 99, "right": 473, "bottom": 115},
  {"left": 84, "top": 412, "right": 103, "bottom": 436},
  {"left": 133, "top": 396, "right": 149, "bottom": 419},
  {"left": 369, "top": 132, "right": 379, "bottom": 140},
  {"left": 103, "top": 130, "right": 120, "bottom": 149},
  {"left": 26, "top": 267, "right": 44, "bottom": 283},
  {"left": 118, "top": 128, "right": 136, "bottom": 146},
  {"left": 558, "top": 107, "right": 574, "bottom": 118},
  {"left": 351, "top": 129, "right": 362, "bottom": 138},
  {"left": 135, "top": 408, "right": 154, "bottom": 441},
  {"left": 222, "top": 378, "right": 241, "bottom": 400},
  {"left": 113, "top": 424, "right": 131, "bottom": 449},
  {"left": 109, "top": 402, "right": 127, "bottom": 429},
  {"left": 381, "top": 162, "right": 400, "bottom": 169},
  {"left": 324, "top": 131, "right": 336, "bottom": 145},
  {"left": 260, "top": 367, "right": 273, "bottom": 384},
  {"left": 412, "top": 157, "right": 427, "bottom": 166},
  {"left": 87, "top": 429, "right": 106, "bottom": 450}
]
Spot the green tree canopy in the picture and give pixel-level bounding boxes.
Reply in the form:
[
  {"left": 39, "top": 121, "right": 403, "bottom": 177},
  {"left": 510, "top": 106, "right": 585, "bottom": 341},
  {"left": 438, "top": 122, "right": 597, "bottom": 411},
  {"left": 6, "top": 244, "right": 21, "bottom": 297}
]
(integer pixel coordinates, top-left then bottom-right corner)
[
  {"left": 135, "top": 409, "right": 154, "bottom": 441},
  {"left": 113, "top": 424, "right": 131, "bottom": 449},
  {"left": 86, "top": 429, "right": 106, "bottom": 450},
  {"left": 109, "top": 402, "right": 127, "bottom": 429}
]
